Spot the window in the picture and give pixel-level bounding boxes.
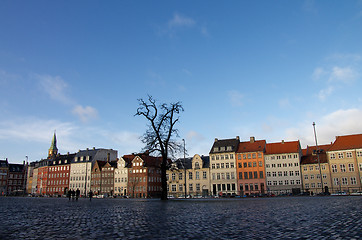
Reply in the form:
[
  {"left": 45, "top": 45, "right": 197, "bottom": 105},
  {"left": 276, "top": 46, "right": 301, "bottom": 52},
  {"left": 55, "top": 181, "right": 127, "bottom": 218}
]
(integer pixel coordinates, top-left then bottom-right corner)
[
  {"left": 341, "top": 177, "right": 348, "bottom": 185},
  {"left": 340, "top": 164, "right": 346, "bottom": 172},
  {"left": 284, "top": 180, "right": 289, "bottom": 185},
  {"left": 230, "top": 154, "right": 234, "bottom": 159},
  {"left": 254, "top": 171, "right": 258, "bottom": 179},
  {"left": 252, "top": 153, "right": 256, "bottom": 159},
  {"left": 266, "top": 164, "right": 270, "bottom": 168},
  {"left": 330, "top": 153, "right": 336, "bottom": 159},
  {"left": 238, "top": 155, "right": 241, "bottom": 160},
  {"left": 278, "top": 171, "right": 282, "bottom": 177},
  {"left": 226, "top": 173, "right": 230, "bottom": 180},
  {"left": 311, "top": 183, "right": 315, "bottom": 188},
  {"left": 277, "top": 156, "right": 281, "bottom": 160},
  {"left": 346, "top": 152, "right": 352, "bottom": 158},
  {"left": 188, "top": 172, "right": 193, "bottom": 180},
  {"left": 322, "top": 174, "right": 327, "bottom": 179},
  {"left": 179, "top": 173, "right": 183, "bottom": 180},
  {"left": 259, "top": 161, "right": 263, "bottom": 167},
  {"left": 253, "top": 162, "right": 257, "bottom": 167},
  {"left": 239, "top": 172, "right": 243, "bottom": 179},
  {"left": 296, "top": 180, "right": 300, "bottom": 185},
  {"left": 267, "top": 172, "right": 271, "bottom": 177},
  {"left": 272, "top": 172, "right": 276, "bottom": 177},
  {"left": 332, "top": 165, "right": 337, "bottom": 173},
  {"left": 221, "top": 163, "right": 224, "bottom": 168},
  {"left": 350, "top": 177, "right": 357, "bottom": 185},
  {"left": 333, "top": 178, "right": 339, "bottom": 186},
  {"left": 272, "top": 164, "right": 276, "bottom": 168},
  {"left": 216, "top": 164, "right": 220, "bottom": 169},
  {"left": 305, "top": 183, "right": 309, "bottom": 189},
  {"left": 249, "top": 172, "right": 253, "bottom": 179},
  {"left": 245, "top": 184, "right": 249, "bottom": 191},
  {"left": 203, "top": 171, "right": 207, "bottom": 179},
  {"left": 310, "top": 174, "right": 314, "bottom": 179},
  {"left": 171, "top": 184, "right": 176, "bottom": 192},
  {"left": 259, "top": 171, "right": 263, "bottom": 178},
  {"left": 348, "top": 164, "right": 354, "bottom": 172},
  {"left": 196, "top": 183, "right": 200, "bottom": 191},
  {"left": 217, "top": 173, "right": 220, "bottom": 180},
  {"left": 238, "top": 163, "right": 242, "bottom": 168},
  {"left": 321, "top": 165, "right": 326, "bottom": 170},
  {"left": 189, "top": 184, "right": 193, "bottom": 192},
  {"left": 248, "top": 162, "right": 252, "bottom": 167},
  {"left": 195, "top": 162, "right": 200, "bottom": 169},
  {"left": 225, "top": 163, "right": 229, "bottom": 168},
  {"left": 171, "top": 173, "right": 176, "bottom": 180},
  {"left": 267, "top": 181, "right": 272, "bottom": 186},
  {"left": 244, "top": 172, "right": 248, "bottom": 179},
  {"left": 290, "top": 180, "right": 295, "bottom": 185},
  {"left": 338, "top": 153, "right": 344, "bottom": 159},
  {"left": 289, "top": 171, "right": 294, "bottom": 176},
  {"left": 295, "top": 171, "right": 300, "bottom": 176},
  {"left": 304, "top": 175, "right": 308, "bottom": 180},
  {"left": 273, "top": 181, "right": 277, "bottom": 185},
  {"left": 243, "top": 162, "right": 247, "bottom": 168},
  {"left": 283, "top": 163, "right": 287, "bottom": 167},
  {"left": 294, "top": 162, "right": 299, "bottom": 167},
  {"left": 277, "top": 163, "right": 281, "bottom": 168},
  {"left": 284, "top": 171, "right": 288, "bottom": 176},
  {"left": 230, "top": 163, "right": 234, "bottom": 168},
  {"left": 196, "top": 171, "right": 200, "bottom": 180},
  {"left": 258, "top": 153, "right": 262, "bottom": 158},
  {"left": 282, "top": 155, "right": 286, "bottom": 159},
  {"left": 212, "top": 164, "right": 215, "bottom": 169},
  {"left": 279, "top": 180, "right": 283, "bottom": 185}
]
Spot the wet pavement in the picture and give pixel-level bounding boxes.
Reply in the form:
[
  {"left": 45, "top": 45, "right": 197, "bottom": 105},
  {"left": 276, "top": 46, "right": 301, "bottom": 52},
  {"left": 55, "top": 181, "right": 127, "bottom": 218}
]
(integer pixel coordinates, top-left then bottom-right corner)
[{"left": 0, "top": 196, "right": 361, "bottom": 239}]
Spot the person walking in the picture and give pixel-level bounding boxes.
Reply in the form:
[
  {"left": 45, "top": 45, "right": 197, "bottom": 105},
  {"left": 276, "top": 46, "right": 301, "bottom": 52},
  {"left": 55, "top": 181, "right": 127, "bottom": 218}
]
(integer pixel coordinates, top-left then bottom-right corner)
[
  {"left": 75, "top": 188, "right": 80, "bottom": 201},
  {"left": 71, "top": 189, "right": 75, "bottom": 201},
  {"left": 89, "top": 190, "right": 93, "bottom": 202},
  {"left": 67, "top": 190, "right": 71, "bottom": 201}
]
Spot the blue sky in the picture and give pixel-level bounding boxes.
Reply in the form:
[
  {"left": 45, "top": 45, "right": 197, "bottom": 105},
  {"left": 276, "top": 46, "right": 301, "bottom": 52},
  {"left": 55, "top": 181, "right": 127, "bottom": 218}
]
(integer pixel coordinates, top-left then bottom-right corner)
[{"left": 1, "top": 1, "right": 362, "bottom": 163}]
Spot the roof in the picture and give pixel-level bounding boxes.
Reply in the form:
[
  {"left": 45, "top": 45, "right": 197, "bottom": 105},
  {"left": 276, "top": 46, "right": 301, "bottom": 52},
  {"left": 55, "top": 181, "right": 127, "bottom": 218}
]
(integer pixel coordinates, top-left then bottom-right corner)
[
  {"left": 0, "top": 160, "right": 8, "bottom": 168},
  {"left": 265, "top": 140, "right": 300, "bottom": 155},
  {"left": 173, "top": 155, "right": 210, "bottom": 169},
  {"left": 328, "top": 134, "right": 362, "bottom": 151},
  {"left": 301, "top": 144, "right": 331, "bottom": 165},
  {"left": 48, "top": 153, "right": 76, "bottom": 166},
  {"left": 209, "top": 137, "right": 240, "bottom": 154},
  {"left": 122, "top": 152, "right": 165, "bottom": 168},
  {"left": 237, "top": 139, "right": 266, "bottom": 153},
  {"left": 8, "top": 163, "right": 25, "bottom": 172}
]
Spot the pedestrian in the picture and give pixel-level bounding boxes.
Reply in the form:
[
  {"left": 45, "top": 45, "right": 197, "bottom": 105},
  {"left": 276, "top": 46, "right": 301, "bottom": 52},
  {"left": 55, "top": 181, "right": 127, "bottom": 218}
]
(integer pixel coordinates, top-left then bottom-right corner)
[
  {"left": 89, "top": 190, "right": 93, "bottom": 202},
  {"left": 75, "top": 188, "right": 80, "bottom": 201},
  {"left": 71, "top": 189, "right": 75, "bottom": 201},
  {"left": 67, "top": 190, "right": 71, "bottom": 201}
]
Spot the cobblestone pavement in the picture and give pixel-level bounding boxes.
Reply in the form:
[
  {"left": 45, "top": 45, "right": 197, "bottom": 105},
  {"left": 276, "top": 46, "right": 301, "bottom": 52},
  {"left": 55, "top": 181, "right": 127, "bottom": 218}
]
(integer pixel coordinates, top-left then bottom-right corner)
[{"left": 0, "top": 196, "right": 361, "bottom": 240}]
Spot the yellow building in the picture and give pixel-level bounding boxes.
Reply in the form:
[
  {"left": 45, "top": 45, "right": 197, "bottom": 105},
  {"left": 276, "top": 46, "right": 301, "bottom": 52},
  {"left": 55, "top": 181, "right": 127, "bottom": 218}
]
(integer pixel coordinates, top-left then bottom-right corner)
[
  {"left": 327, "top": 134, "right": 362, "bottom": 194},
  {"left": 301, "top": 144, "right": 332, "bottom": 195},
  {"left": 167, "top": 154, "right": 210, "bottom": 198}
]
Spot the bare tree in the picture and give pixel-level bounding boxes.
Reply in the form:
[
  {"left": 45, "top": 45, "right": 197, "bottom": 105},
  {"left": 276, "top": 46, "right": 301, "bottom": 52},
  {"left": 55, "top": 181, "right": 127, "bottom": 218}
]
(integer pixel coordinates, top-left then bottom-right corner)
[{"left": 135, "top": 95, "right": 184, "bottom": 200}]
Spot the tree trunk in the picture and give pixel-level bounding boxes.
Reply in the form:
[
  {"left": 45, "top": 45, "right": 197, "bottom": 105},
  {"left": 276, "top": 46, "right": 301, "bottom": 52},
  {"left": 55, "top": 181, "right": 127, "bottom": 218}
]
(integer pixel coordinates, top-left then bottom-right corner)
[{"left": 161, "top": 158, "right": 168, "bottom": 200}]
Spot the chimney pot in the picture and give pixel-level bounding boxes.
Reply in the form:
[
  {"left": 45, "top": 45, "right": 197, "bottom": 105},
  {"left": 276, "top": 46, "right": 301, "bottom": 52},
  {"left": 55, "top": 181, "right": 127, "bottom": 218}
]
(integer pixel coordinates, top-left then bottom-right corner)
[{"left": 250, "top": 136, "right": 255, "bottom": 143}]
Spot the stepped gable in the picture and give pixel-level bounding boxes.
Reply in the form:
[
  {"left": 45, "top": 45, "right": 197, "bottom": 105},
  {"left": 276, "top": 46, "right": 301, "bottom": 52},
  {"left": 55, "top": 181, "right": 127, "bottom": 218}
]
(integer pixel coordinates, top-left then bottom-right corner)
[
  {"left": 328, "top": 134, "right": 362, "bottom": 151},
  {"left": 265, "top": 140, "right": 300, "bottom": 154}
]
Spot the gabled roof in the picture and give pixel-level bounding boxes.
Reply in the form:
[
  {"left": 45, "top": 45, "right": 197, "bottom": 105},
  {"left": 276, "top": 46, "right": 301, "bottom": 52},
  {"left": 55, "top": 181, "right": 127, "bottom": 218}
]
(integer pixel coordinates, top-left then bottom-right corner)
[
  {"left": 209, "top": 137, "right": 240, "bottom": 154},
  {"left": 122, "top": 152, "right": 165, "bottom": 168},
  {"left": 173, "top": 155, "right": 210, "bottom": 169},
  {"left": 328, "top": 134, "right": 362, "bottom": 151},
  {"left": 301, "top": 144, "right": 331, "bottom": 165},
  {"left": 237, "top": 139, "right": 266, "bottom": 153},
  {"left": 265, "top": 140, "right": 300, "bottom": 155},
  {"left": 48, "top": 153, "right": 76, "bottom": 166}
]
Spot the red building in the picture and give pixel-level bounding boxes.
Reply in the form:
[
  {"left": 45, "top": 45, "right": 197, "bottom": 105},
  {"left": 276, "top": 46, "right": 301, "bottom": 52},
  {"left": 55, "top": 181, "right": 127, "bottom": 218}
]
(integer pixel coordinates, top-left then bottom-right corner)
[
  {"left": 47, "top": 153, "right": 75, "bottom": 196},
  {"left": 36, "top": 160, "right": 49, "bottom": 195},
  {"left": 123, "top": 152, "right": 164, "bottom": 198}
]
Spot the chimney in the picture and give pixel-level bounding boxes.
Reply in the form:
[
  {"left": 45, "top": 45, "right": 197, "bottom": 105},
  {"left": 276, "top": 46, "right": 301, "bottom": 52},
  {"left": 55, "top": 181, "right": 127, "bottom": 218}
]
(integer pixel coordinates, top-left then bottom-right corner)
[
  {"left": 236, "top": 136, "right": 240, "bottom": 140},
  {"left": 215, "top": 138, "right": 218, "bottom": 142},
  {"left": 107, "top": 153, "right": 110, "bottom": 162},
  {"left": 282, "top": 140, "right": 285, "bottom": 144},
  {"left": 93, "top": 147, "right": 96, "bottom": 150},
  {"left": 86, "top": 148, "right": 89, "bottom": 151},
  {"left": 250, "top": 136, "right": 255, "bottom": 143}
]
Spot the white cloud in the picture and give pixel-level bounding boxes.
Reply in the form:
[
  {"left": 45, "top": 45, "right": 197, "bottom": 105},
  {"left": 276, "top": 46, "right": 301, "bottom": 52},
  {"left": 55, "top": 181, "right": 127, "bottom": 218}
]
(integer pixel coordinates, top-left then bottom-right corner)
[
  {"left": 329, "top": 66, "right": 358, "bottom": 83},
  {"left": 228, "top": 90, "right": 244, "bottom": 107},
  {"left": 36, "top": 74, "right": 73, "bottom": 105},
  {"left": 312, "top": 67, "right": 327, "bottom": 80},
  {"left": 285, "top": 108, "right": 362, "bottom": 148},
  {"left": 187, "top": 131, "right": 205, "bottom": 141},
  {"left": 318, "top": 86, "right": 334, "bottom": 101},
  {"left": 72, "top": 105, "right": 98, "bottom": 123},
  {"left": 168, "top": 13, "right": 195, "bottom": 28}
]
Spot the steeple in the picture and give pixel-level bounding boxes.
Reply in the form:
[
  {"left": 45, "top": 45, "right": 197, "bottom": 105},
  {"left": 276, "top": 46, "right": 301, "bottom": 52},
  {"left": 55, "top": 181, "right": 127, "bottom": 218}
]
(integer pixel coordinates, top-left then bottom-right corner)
[{"left": 48, "top": 131, "right": 58, "bottom": 158}]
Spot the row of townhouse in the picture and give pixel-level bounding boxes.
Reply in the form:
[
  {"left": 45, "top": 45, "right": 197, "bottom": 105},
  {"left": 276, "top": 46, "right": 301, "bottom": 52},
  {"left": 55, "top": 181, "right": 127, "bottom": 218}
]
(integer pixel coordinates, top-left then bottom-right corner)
[
  {"left": 167, "top": 134, "right": 362, "bottom": 197},
  {"left": 25, "top": 133, "right": 165, "bottom": 198}
]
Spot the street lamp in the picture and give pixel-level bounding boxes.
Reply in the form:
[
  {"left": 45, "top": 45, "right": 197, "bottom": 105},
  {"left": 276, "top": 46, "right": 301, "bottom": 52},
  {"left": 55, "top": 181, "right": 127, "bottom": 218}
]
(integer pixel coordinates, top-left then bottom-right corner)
[
  {"left": 183, "top": 139, "right": 187, "bottom": 199},
  {"left": 313, "top": 122, "right": 324, "bottom": 194}
]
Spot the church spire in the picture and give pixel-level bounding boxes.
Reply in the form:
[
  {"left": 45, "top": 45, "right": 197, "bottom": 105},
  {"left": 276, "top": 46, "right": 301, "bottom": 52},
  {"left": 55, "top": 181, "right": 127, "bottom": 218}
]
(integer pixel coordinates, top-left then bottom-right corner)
[{"left": 48, "top": 131, "right": 58, "bottom": 158}]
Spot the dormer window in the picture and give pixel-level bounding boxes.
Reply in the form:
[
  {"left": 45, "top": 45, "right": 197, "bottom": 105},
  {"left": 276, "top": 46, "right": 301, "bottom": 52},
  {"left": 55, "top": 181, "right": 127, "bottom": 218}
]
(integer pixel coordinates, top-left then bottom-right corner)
[
  {"left": 195, "top": 162, "right": 200, "bottom": 169},
  {"left": 214, "top": 147, "right": 218, "bottom": 152},
  {"left": 220, "top": 147, "right": 225, "bottom": 151},
  {"left": 226, "top": 146, "right": 232, "bottom": 151}
]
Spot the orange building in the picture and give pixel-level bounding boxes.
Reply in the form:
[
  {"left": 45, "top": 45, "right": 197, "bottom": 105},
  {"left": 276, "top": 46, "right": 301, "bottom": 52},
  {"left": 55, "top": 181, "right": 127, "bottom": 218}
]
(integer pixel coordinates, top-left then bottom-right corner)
[{"left": 236, "top": 137, "right": 266, "bottom": 196}]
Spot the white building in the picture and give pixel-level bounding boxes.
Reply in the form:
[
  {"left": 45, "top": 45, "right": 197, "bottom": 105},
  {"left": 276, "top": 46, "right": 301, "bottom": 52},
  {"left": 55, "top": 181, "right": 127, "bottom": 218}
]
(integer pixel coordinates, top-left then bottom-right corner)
[
  {"left": 114, "top": 157, "right": 129, "bottom": 196},
  {"left": 264, "top": 140, "right": 302, "bottom": 195}
]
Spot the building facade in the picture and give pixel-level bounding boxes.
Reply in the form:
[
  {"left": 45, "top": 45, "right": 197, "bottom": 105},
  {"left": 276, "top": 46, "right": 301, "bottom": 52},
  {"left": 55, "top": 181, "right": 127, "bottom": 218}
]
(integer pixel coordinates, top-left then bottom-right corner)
[
  {"left": 70, "top": 148, "right": 117, "bottom": 196},
  {"left": 47, "top": 153, "right": 74, "bottom": 196},
  {"left": 0, "top": 159, "right": 9, "bottom": 195},
  {"left": 114, "top": 157, "right": 129, "bottom": 196},
  {"left": 236, "top": 137, "right": 267, "bottom": 196},
  {"left": 301, "top": 145, "right": 332, "bottom": 195},
  {"left": 327, "top": 134, "right": 362, "bottom": 193},
  {"left": 264, "top": 140, "right": 302, "bottom": 195},
  {"left": 167, "top": 154, "right": 210, "bottom": 198},
  {"left": 7, "top": 163, "right": 26, "bottom": 195},
  {"left": 124, "top": 152, "right": 163, "bottom": 198},
  {"left": 209, "top": 137, "right": 239, "bottom": 196}
]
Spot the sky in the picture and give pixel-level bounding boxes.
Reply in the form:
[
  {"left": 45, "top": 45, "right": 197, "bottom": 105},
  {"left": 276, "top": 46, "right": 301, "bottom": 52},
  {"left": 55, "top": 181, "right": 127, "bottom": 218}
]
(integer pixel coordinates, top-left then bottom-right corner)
[{"left": 1, "top": 0, "right": 362, "bottom": 164}]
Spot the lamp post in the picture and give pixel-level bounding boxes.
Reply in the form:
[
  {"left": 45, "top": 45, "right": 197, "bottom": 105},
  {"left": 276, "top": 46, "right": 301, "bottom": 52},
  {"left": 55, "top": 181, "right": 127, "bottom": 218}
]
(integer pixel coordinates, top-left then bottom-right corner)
[
  {"left": 313, "top": 122, "right": 324, "bottom": 194},
  {"left": 183, "top": 139, "right": 187, "bottom": 199}
]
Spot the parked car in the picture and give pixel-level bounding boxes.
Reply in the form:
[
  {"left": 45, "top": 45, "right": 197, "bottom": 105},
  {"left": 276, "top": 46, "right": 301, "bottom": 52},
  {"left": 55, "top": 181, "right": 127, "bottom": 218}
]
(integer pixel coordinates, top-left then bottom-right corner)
[
  {"left": 331, "top": 192, "right": 348, "bottom": 196},
  {"left": 350, "top": 191, "right": 362, "bottom": 196}
]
